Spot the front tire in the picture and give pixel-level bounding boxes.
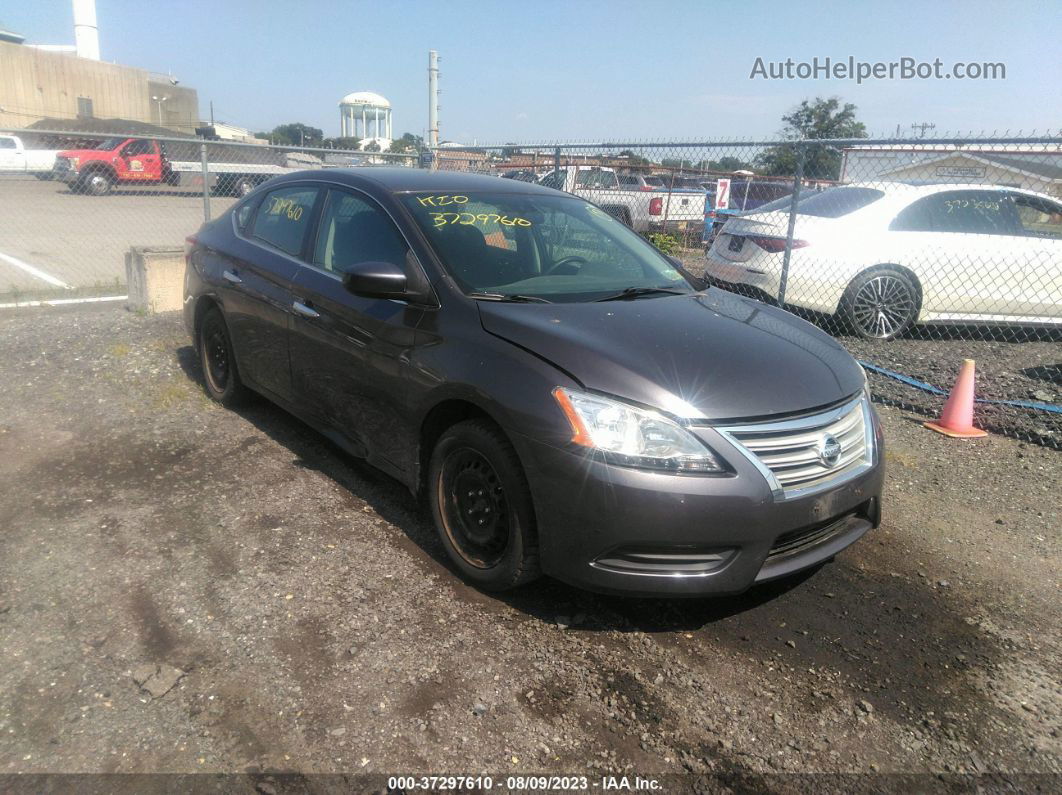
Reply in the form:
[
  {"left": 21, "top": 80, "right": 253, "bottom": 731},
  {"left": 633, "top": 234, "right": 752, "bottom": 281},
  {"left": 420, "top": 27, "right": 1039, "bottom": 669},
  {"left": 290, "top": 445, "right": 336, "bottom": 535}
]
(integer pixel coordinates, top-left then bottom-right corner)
[
  {"left": 429, "top": 420, "right": 540, "bottom": 591},
  {"left": 840, "top": 267, "right": 920, "bottom": 340},
  {"left": 81, "top": 170, "right": 113, "bottom": 196},
  {"left": 198, "top": 307, "right": 249, "bottom": 406}
]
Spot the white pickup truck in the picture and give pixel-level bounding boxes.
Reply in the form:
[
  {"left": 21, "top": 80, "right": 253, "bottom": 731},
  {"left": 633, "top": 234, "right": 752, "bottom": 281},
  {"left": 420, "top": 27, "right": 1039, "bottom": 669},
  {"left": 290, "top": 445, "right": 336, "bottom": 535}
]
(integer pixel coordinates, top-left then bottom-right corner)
[
  {"left": 0, "top": 134, "right": 60, "bottom": 177},
  {"left": 538, "top": 165, "right": 705, "bottom": 234}
]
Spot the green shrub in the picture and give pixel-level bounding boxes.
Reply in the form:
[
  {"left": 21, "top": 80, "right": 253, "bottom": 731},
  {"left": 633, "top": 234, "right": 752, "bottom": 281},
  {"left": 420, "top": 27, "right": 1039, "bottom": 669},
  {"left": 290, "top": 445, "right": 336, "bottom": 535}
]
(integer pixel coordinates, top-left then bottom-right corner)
[{"left": 647, "top": 232, "right": 679, "bottom": 255}]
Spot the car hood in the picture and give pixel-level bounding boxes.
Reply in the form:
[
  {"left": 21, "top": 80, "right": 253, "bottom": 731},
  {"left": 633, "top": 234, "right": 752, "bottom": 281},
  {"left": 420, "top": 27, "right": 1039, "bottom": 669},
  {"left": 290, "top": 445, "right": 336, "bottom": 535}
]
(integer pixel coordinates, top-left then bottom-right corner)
[{"left": 478, "top": 290, "right": 864, "bottom": 422}]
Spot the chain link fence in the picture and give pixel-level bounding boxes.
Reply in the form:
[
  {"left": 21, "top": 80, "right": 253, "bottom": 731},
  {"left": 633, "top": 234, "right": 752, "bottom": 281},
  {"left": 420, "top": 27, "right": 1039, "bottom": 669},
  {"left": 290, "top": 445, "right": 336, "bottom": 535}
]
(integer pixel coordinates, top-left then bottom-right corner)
[
  {"left": 0, "top": 125, "right": 414, "bottom": 303},
  {"left": 0, "top": 125, "right": 1058, "bottom": 446},
  {"left": 432, "top": 134, "right": 1062, "bottom": 448}
]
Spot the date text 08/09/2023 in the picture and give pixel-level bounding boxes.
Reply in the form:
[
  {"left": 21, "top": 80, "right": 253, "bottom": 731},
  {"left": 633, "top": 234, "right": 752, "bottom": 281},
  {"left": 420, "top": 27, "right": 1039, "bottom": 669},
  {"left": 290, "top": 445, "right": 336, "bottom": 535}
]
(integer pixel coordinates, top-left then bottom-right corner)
[{"left": 386, "top": 774, "right": 663, "bottom": 791}]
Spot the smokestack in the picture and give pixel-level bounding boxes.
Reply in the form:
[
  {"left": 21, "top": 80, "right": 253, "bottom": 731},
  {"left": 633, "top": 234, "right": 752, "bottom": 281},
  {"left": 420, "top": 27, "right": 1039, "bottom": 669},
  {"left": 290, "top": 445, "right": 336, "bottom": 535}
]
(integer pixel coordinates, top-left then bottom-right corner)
[
  {"left": 73, "top": 0, "right": 100, "bottom": 60},
  {"left": 428, "top": 50, "right": 439, "bottom": 149}
]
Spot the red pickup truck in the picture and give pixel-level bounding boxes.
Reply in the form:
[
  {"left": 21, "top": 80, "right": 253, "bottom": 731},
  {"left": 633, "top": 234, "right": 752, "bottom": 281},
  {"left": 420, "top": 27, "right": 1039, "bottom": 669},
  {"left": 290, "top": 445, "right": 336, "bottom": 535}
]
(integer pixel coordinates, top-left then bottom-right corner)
[{"left": 53, "top": 137, "right": 309, "bottom": 196}]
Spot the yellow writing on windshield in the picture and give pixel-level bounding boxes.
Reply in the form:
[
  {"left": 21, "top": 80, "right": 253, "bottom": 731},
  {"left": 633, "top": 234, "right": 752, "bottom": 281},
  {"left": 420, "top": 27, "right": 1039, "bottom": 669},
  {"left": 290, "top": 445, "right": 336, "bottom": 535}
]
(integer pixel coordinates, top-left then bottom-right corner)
[
  {"left": 418, "top": 195, "right": 469, "bottom": 207},
  {"left": 267, "top": 196, "right": 305, "bottom": 220},
  {"left": 430, "top": 212, "right": 532, "bottom": 228}
]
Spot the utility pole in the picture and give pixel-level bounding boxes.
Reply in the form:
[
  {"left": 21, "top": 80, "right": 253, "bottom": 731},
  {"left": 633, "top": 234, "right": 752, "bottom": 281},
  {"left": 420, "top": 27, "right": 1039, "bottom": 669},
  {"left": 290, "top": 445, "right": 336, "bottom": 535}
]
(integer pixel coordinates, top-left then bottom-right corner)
[
  {"left": 428, "top": 50, "right": 440, "bottom": 149},
  {"left": 911, "top": 122, "right": 936, "bottom": 138}
]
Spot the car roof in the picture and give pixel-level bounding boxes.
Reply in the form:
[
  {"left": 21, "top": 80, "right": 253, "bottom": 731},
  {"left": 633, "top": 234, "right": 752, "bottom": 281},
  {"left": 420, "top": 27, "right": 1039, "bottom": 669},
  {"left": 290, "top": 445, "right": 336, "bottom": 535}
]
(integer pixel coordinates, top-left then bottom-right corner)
[
  {"left": 280, "top": 166, "right": 564, "bottom": 196},
  {"left": 849, "top": 181, "right": 1054, "bottom": 199}
]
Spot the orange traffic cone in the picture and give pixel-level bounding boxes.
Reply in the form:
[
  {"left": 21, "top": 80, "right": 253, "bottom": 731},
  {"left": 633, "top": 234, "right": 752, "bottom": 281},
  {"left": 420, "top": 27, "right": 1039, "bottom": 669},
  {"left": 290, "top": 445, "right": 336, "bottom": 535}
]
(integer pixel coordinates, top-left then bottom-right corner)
[{"left": 924, "top": 359, "right": 988, "bottom": 438}]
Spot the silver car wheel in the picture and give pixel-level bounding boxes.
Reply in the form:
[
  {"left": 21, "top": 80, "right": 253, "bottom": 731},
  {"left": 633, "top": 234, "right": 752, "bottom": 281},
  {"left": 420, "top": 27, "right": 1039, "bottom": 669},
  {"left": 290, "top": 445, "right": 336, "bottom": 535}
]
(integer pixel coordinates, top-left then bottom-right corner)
[{"left": 851, "top": 274, "right": 917, "bottom": 339}]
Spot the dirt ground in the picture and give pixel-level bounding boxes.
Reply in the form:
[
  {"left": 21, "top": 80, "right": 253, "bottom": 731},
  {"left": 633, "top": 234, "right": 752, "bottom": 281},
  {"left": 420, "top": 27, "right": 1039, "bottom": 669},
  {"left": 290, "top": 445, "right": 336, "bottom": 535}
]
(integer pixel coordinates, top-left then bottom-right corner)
[{"left": 0, "top": 304, "right": 1058, "bottom": 790}]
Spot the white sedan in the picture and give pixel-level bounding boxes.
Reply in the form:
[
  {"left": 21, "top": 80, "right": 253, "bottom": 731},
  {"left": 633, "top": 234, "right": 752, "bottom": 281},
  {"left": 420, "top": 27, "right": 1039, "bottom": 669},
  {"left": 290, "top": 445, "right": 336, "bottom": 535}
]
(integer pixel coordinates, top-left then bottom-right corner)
[{"left": 704, "top": 183, "right": 1062, "bottom": 339}]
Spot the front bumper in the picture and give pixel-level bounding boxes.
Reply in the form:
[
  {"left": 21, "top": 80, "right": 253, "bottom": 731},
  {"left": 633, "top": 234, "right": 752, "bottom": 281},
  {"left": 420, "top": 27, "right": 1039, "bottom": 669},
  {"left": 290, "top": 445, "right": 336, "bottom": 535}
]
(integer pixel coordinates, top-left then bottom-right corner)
[{"left": 512, "top": 414, "right": 883, "bottom": 597}]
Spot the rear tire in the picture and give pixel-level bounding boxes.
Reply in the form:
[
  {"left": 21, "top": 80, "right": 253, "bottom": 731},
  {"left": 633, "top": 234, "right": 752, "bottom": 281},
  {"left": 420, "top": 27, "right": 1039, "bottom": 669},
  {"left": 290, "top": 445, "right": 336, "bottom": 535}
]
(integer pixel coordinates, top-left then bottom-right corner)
[
  {"left": 429, "top": 420, "right": 540, "bottom": 591},
  {"left": 198, "top": 307, "right": 250, "bottom": 407},
  {"left": 234, "top": 177, "right": 256, "bottom": 197},
  {"left": 840, "top": 267, "right": 920, "bottom": 340}
]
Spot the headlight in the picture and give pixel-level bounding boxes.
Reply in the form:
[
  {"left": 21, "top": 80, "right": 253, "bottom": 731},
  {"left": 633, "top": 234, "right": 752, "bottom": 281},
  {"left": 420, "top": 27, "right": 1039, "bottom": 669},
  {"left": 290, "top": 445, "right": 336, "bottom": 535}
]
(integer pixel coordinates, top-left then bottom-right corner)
[{"left": 552, "top": 387, "right": 726, "bottom": 473}]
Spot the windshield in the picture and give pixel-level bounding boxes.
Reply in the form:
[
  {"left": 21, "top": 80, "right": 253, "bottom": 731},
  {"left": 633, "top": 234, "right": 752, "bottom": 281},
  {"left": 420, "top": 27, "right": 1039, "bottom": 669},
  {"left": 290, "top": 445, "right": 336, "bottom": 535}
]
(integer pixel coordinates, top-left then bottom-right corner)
[
  {"left": 401, "top": 192, "right": 695, "bottom": 303},
  {"left": 95, "top": 137, "right": 126, "bottom": 151}
]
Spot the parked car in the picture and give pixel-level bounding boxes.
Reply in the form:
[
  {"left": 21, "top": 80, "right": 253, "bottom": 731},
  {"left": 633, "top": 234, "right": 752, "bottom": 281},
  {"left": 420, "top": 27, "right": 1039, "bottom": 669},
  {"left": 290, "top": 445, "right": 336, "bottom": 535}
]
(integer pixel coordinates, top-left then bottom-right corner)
[
  {"left": 500, "top": 169, "right": 540, "bottom": 182},
  {"left": 666, "top": 176, "right": 711, "bottom": 192},
  {"left": 185, "top": 168, "right": 882, "bottom": 596},
  {"left": 540, "top": 166, "right": 703, "bottom": 233},
  {"left": 0, "top": 134, "right": 60, "bottom": 178},
  {"left": 703, "top": 179, "right": 795, "bottom": 245},
  {"left": 704, "top": 183, "right": 1062, "bottom": 339}
]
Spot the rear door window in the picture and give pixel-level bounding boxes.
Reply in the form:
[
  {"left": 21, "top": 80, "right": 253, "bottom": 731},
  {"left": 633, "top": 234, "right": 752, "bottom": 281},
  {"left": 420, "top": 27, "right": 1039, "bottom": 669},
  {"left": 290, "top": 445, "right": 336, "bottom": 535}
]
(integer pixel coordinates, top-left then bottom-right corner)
[
  {"left": 890, "top": 190, "right": 1017, "bottom": 234},
  {"left": 251, "top": 185, "right": 319, "bottom": 256}
]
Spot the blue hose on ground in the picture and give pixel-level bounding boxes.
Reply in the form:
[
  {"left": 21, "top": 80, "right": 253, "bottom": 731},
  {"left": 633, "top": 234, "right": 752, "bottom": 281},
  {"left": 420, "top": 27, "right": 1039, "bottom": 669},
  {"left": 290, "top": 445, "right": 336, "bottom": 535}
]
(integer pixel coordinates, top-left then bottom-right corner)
[{"left": 858, "top": 361, "right": 1062, "bottom": 415}]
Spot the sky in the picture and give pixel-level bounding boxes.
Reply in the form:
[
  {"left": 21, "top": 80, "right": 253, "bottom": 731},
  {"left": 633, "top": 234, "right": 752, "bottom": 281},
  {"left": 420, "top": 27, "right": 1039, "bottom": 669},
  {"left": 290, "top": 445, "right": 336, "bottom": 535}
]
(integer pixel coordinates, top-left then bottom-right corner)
[{"left": 5, "top": 0, "right": 1061, "bottom": 143}]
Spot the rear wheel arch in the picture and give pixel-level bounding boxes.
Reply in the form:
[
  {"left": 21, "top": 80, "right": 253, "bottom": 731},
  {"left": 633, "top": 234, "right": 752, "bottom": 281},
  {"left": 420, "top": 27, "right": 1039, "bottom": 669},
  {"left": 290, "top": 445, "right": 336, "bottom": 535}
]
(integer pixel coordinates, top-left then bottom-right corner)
[
  {"left": 850, "top": 263, "right": 923, "bottom": 309},
  {"left": 192, "top": 295, "right": 222, "bottom": 351}
]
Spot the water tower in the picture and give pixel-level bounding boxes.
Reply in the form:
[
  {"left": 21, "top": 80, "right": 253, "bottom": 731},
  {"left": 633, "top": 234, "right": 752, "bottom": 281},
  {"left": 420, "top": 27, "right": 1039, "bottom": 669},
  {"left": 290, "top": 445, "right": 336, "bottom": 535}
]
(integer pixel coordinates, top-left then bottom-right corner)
[{"left": 339, "top": 91, "right": 392, "bottom": 149}]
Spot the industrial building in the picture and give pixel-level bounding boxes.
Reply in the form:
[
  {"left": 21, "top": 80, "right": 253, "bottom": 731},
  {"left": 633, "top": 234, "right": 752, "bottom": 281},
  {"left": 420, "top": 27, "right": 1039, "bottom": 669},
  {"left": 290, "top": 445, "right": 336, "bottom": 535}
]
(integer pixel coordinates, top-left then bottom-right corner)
[
  {"left": 0, "top": 0, "right": 199, "bottom": 133},
  {"left": 841, "top": 143, "right": 1062, "bottom": 198}
]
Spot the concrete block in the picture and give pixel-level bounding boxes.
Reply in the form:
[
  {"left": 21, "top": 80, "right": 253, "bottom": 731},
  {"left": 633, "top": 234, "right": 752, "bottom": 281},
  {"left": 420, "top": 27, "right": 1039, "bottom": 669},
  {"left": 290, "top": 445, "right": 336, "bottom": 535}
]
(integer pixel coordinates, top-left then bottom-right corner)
[{"left": 126, "top": 246, "right": 185, "bottom": 314}]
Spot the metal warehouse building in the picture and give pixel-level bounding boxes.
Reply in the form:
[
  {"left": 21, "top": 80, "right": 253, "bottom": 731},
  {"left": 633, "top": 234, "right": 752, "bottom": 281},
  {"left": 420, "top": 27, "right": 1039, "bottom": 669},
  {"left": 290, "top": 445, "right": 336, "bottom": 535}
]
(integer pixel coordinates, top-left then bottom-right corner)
[{"left": 841, "top": 143, "right": 1062, "bottom": 198}]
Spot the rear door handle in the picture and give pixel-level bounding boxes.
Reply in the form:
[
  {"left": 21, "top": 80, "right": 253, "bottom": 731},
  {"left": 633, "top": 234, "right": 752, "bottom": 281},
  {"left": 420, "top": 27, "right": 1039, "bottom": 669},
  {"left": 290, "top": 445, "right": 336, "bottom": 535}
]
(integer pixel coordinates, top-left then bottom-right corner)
[
  {"left": 292, "top": 300, "right": 320, "bottom": 319},
  {"left": 222, "top": 269, "right": 242, "bottom": 285}
]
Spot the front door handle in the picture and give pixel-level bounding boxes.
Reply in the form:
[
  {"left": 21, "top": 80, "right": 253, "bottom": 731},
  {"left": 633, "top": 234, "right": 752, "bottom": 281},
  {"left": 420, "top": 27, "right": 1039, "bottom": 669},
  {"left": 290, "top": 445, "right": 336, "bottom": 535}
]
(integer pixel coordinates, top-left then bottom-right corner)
[
  {"left": 222, "top": 269, "right": 242, "bottom": 285},
  {"left": 292, "top": 300, "right": 320, "bottom": 319}
]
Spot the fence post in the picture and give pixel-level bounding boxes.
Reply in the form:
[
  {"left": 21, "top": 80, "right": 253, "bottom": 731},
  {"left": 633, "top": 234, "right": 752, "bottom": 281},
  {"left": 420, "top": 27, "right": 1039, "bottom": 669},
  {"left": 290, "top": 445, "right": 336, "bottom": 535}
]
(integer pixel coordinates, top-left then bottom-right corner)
[
  {"left": 778, "top": 144, "right": 806, "bottom": 307},
  {"left": 554, "top": 146, "right": 561, "bottom": 179},
  {"left": 200, "top": 142, "right": 211, "bottom": 223}
]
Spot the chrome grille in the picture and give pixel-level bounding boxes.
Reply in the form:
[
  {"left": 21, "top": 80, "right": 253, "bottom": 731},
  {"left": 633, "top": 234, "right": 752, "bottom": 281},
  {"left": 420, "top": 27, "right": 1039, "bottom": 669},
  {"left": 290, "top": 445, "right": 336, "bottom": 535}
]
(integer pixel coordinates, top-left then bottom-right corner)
[{"left": 718, "top": 395, "right": 874, "bottom": 500}]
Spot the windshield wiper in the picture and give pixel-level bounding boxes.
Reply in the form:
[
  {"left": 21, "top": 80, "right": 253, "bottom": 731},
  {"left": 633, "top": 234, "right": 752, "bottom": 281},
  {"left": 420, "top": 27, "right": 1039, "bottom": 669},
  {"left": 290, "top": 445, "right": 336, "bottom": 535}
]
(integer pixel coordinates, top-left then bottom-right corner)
[
  {"left": 468, "top": 292, "right": 552, "bottom": 304},
  {"left": 595, "top": 286, "right": 689, "bottom": 302}
]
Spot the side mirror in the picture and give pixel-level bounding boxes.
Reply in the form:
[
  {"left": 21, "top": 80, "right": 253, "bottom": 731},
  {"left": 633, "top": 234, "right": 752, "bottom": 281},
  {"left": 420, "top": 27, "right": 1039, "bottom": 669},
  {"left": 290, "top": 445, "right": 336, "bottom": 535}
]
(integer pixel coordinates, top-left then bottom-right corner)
[{"left": 339, "top": 260, "right": 407, "bottom": 299}]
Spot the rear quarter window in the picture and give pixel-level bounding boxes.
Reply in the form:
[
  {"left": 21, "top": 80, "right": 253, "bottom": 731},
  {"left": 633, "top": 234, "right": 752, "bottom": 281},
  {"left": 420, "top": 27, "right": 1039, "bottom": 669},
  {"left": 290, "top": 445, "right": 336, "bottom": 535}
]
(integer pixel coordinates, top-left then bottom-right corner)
[
  {"left": 797, "top": 187, "right": 885, "bottom": 218},
  {"left": 250, "top": 186, "right": 318, "bottom": 256}
]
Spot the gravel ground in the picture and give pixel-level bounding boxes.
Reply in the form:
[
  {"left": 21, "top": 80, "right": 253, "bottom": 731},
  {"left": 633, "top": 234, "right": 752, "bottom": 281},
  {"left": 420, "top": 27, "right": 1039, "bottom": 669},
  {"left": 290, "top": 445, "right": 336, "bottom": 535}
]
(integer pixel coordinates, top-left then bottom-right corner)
[{"left": 0, "top": 305, "right": 1059, "bottom": 791}]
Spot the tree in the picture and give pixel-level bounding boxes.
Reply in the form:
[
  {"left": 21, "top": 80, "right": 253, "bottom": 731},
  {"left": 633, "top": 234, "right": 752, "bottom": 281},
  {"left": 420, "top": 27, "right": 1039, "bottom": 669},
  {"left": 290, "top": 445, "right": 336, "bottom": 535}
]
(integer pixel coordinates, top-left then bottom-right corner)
[
  {"left": 363, "top": 139, "right": 381, "bottom": 152},
  {"left": 755, "top": 97, "right": 867, "bottom": 179},
  {"left": 696, "top": 155, "right": 755, "bottom": 172},
  {"left": 323, "top": 136, "right": 362, "bottom": 151},
  {"left": 388, "top": 132, "right": 424, "bottom": 153},
  {"left": 616, "top": 149, "right": 651, "bottom": 166},
  {"left": 660, "top": 157, "right": 695, "bottom": 171},
  {"left": 255, "top": 122, "right": 324, "bottom": 147}
]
